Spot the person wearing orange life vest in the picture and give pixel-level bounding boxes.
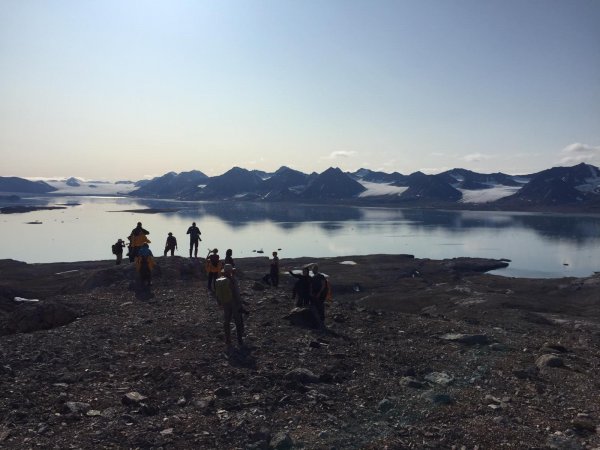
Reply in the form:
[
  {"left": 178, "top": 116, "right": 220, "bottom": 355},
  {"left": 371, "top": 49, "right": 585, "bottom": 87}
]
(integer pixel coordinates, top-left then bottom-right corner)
[
  {"left": 135, "top": 243, "right": 155, "bottom": 287},
  {"left": 206, "top": 248, "right": 221, "bottom": 291},
  {"left": 128, "top": 222, "right": 150, "bottom": 262}
]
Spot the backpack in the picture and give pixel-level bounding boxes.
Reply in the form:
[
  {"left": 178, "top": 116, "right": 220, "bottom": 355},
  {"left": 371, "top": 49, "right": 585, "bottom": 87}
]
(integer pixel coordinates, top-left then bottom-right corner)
[
  {"left": 215, "top": 277, "right": 233, "bottom": 305},
  {"left": 111, "top": 244, "right": 119, "bottom": 255}
]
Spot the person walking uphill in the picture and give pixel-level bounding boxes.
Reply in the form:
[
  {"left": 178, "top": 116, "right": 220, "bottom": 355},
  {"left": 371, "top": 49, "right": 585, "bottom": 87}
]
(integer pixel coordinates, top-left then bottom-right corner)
[
  {"left": 215, "top": 264, "right": 244, "bottom": 351},
  {"left": 186, "top": 222, "right": 202, "bottom": 258},
  {"left": 128, "top": 222, "right": 150, "bottom": 262},
  {"left": 206, "top": 248, "right": 221, "bottom": 291},
  {"left": 135, "top": 243, "right": 155, "bottom": 288},
  {"left": 164, "top": 232, "right": 177, "bottom": 256}
]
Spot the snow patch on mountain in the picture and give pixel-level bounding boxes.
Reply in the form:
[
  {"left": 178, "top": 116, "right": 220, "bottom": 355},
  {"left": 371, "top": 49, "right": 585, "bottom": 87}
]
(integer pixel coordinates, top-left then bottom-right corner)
[
  {"left": 459, "top": 186, "right": 521, "bottom": 203},
  {"left": 358, "top": 181, "right": 408, "bottom": 197}
]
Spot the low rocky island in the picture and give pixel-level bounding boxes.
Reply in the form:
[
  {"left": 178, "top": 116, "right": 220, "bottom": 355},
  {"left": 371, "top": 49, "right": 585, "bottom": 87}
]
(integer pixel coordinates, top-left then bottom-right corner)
[{"left": 1, "top": 255, "right": 599, "bottom": 449}]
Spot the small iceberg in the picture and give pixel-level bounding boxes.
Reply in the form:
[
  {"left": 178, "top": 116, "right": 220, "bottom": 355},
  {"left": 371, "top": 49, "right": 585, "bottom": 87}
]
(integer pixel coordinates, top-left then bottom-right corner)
[
  {"left": 14, "top": 297, "right": 39, "bottom": 303},
  {"left": 339, "top": 261, "right": 357, "bottom": 265}
]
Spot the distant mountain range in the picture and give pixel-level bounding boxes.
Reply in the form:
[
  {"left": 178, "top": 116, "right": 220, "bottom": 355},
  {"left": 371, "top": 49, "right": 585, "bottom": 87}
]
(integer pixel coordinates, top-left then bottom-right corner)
[{"left": 4, "top": 163, "right": 600, "bottom": 211}]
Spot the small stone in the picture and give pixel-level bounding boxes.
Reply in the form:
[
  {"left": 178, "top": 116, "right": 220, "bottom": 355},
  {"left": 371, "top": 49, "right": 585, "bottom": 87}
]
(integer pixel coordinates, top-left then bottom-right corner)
[
  {"left": 425, "top": 372, "right": 454, "bottom": 386},
  {"left": 535, "top": 354, "right": 564, "bottom": 369},
  {"left": 271, "top": 431, "right": 293, "bottom": 450},
  {"left": 490, "top": 343, "right": 506, "bottom": 351},
  {"left": 160, "top": 428, "right": 174, "bottom": 435},
  {"left": 400, "top": 376, "right": 423, "bottom": 389},
  {"left": 284, "top": 368, "right": 320, "bottom": 384},
  {"left": 546, "top": 434, "right": 583, "bottom": 449},
  {"left": 86, "top": 410, "right": 102, "bottom": 417},
  {"left": 214, "top": 387, "right": 232, "bottom": 398},
  {"left": 439, "top": 333, "right": 489, "bottom": 345},
  {"left": 571, "top": 417, "right": 596, "bottom": 432},
  {"left": 64, "top": 401, "right": 91, "bottom": 415},
  {"left": 541, "top": 342, "right": 569, "bottom": 353},
  {"left": 422, "top": 391, "right": 455, "bottom": 405},
  {"left": 122, "top": 392, "right": 147, "bottom": 406},
  {"left": 377, "top": 398, "right": 394, "bottom": 412}
]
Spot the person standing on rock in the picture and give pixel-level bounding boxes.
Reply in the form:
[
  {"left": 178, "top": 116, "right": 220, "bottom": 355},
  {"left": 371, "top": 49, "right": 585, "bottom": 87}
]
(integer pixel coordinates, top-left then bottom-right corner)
[
  {"left": 310, "top": 264, "right": 327, "bottom": 330},
  {"left": 186, "top": 222, "right": 202, "bottom": 258},
  {"left": 164, "top": 232, "right": 177, "bottom": 257},
  {"left": 128, "top": 222, "right": 150, "bottom": 262},
  {"left": 215, "top": 263, "right": 244, "bottom": 351},
  {"left": 270, "top": 251, "right": 280, "bottom": 288}
]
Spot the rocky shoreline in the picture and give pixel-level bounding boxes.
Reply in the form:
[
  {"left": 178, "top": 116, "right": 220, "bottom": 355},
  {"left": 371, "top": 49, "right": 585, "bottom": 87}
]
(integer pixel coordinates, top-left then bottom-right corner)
[{"left": 1, "top": 255, "right": 600, "bottom": 449}]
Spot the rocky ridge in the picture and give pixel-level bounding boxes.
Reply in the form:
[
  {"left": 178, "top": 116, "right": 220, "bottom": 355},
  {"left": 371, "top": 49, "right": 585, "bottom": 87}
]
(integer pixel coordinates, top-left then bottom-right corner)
[{"left": 1, "top": 255, "right": 600, "bottom": 449}]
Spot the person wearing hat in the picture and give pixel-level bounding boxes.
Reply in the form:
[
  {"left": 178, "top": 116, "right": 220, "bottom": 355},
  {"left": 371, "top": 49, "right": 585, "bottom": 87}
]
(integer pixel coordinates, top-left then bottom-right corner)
[
  {"left": 215, "top": 263, "right": 244, "bottom": 350},
  {"left": 112, "top": 238, "right": 126, "bottom": 265},
  {"left": 128, "top": 221, "right": 150, "bottom": 262},
  {"left": 164, "top": 232, "right": 178, "bottom": 257},
  {"left": 206, "top": 248, "right": 221, "bottom": 291}
]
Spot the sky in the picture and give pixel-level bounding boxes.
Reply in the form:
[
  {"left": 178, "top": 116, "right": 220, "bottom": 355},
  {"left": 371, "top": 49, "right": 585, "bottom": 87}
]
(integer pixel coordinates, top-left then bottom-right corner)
[{"left": 1, "top": 0, "right": 599, "bottom": 180}]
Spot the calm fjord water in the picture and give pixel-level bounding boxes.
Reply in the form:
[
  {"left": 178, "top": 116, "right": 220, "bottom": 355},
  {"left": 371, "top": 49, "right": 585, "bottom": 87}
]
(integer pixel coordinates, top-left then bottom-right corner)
[{"left": 2, "top": 196, "right": 600, "bottom": 278}]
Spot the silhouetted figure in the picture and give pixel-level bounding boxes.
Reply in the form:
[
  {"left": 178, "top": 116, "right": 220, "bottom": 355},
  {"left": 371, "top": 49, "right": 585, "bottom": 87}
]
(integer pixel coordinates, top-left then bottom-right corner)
[
  {"left": 164, "top": 232, "right": 177, "bottom": 256},
  {"left": 206, "top": 248, "right": 221, "bottom": 291},
  {"left": 128, "top": 222, "right": 150, "bottom": 262},
  {"left": 310, "top": 264, "right": 327, "bottom": 330},
  {"left": 270, "top": 251, "right": 280, "bottom": 288},
  {"left": 112, "top": 239, "right": 126, "bottom": 265},
  {"left": 215, "top": 263, "right": 244, "bottom": 351},
  {"left": 224, "top": 248, "right": 235, "bottom": 268},
  {"left": 187, "top": 222, "right": 202, "bottom": 258},
  {"left": 289, "top": 267, "right": 311, "bottom": 307}
]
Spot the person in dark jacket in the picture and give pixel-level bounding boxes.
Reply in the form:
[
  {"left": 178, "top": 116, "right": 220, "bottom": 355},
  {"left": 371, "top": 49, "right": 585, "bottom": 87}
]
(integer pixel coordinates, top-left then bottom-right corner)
[
  {"left": 186, "top": 222, "right": 201, "bottom": 258},
  {"left": 310, "top": 264, "right": 327, "bottom": 330},
  {"left": 164, "top": 232, "right": 177, "bottom": 256},
  {"left": 289, "top": 267, "right": 311, "bottom": 307},
  {"left": 270, "top": 251, "right": 280, "bottom": 288},
  {"left": 113, "top": 239, "right": 126, "bottom": 265},
  {"left": 224, "top": 248, "right": 235, "bottom": 268}
]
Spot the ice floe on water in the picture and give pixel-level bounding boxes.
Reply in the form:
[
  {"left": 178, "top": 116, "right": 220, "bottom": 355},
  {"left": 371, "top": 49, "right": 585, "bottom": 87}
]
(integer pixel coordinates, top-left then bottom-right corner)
[
  {"left": 14, "top": 297, "right": 39, "bottom": 302},
  {"left": 339, "top": 261, "right": 357, "bottom": 265}
]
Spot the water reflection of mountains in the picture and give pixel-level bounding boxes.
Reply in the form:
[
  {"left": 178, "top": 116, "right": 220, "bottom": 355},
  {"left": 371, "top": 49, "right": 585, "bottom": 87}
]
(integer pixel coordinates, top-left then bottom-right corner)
[{"left": 132, "top": 200, "right": 600, "bottom": 244}]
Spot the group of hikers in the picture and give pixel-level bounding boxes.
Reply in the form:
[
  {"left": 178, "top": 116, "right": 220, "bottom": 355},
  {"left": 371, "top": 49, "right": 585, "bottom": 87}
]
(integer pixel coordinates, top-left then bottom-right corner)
[{"left": 111, "top": 221, "right": 331, "bottom": 350}]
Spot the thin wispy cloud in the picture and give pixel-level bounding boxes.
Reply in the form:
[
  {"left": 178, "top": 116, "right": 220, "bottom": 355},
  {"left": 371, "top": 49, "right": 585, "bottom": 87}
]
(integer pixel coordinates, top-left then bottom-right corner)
[
  {"left": 328, "top": 150, "right": 357, "bottom": 159},
  {"left": 559, "top": 143, "right": 600, "bottom": 165},
  {"left": 462, "top": 153, "right": 493, "bottom": 163}
]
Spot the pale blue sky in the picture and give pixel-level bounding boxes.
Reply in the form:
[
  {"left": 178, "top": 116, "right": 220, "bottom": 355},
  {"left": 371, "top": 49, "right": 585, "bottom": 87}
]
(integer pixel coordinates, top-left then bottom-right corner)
[{"left": 1, "top": 0, "right": 599, "bottom": 180}]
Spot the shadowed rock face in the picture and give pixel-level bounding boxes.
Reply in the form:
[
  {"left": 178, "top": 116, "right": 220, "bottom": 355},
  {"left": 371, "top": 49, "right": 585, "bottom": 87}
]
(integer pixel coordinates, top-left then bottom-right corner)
[{"left": 1, "top": 301, "right": 77, "bottom": 335}]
